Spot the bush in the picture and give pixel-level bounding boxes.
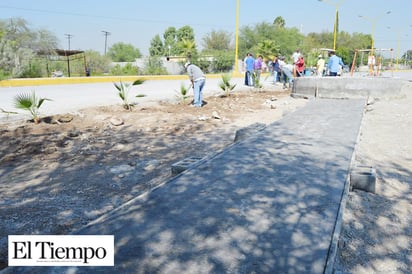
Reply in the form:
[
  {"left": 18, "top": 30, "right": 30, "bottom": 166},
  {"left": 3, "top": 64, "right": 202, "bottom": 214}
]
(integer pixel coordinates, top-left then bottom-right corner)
[{"left": 111, "top": 63, "right": 139, "bottom": 76}]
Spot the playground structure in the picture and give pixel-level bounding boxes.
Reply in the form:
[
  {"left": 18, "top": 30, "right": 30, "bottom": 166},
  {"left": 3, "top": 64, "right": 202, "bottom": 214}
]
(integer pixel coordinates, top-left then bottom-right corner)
[
  {"left": 37, "top": 49, "right": 88, "bottom": 77},
  {"left": 350, "top": 48, "right": 394, "bottom": 76}
]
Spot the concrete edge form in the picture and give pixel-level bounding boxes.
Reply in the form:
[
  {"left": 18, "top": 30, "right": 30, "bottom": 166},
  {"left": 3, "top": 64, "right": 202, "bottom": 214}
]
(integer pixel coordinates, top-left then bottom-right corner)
[
  {"left": 323, "top": 100, "right": 366, "bottom": 273},
  {"left": 292, "top": 77, "right": 409, "bottom": 99}
]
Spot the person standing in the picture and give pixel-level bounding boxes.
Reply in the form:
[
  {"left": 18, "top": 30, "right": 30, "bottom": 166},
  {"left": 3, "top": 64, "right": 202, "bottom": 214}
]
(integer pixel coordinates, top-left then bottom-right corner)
[
  {"left": 295, "top": 55, "right": 305, "bottom": 77},
  {"left": 316, "top": 54, "right": 325, "bottom": 77},
  {"left": 279, "top": 56, "right": 294, "bottom": 89},
  {"left": 254, "top": 55, "right": 263, "bottom": 84},
  {"left": 327, "top": 51, "right": 344, "bottom": 76},
  {"left": 244, "top": 53, "right": 255, "bottom": 86},
  {"left": 185, "top": 62, "right": 206, "bottom": 107},
  {"left": 271, "top": 55, "right": 281, "bottom": 84},
  {"left": 292, "top": 49, "right": 301, "bottom": 64}
]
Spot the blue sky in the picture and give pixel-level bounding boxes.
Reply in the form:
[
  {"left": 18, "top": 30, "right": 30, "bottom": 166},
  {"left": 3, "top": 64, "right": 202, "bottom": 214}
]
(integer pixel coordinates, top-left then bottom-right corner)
[{"left": 1, "top": 0, "right": 411, "bottom": 57}]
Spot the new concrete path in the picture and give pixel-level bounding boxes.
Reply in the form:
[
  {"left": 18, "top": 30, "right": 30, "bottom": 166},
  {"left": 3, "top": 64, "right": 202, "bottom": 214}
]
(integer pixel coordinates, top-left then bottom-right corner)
[{"left": 5, "top": 98, "right": 366, "bottom": 274}]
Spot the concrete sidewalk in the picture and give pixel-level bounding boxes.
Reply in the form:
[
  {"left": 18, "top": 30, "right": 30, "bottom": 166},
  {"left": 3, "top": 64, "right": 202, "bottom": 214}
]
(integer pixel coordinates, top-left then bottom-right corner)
[{"left": 4, "top": 98, "right": 364, "bottom": 274}]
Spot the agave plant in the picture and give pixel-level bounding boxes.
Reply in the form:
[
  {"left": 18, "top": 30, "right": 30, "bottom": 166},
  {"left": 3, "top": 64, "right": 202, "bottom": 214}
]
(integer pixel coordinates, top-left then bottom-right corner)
[
  {"left": 251, "top": 72, "right": 263, "bottom": 90},
  {"left": 113, "top": 79, "right": 145, "bottom": 110},
  {"left": 175, "top": 82, "right": 191, "bottom": 103},
  {"left": 14, "top": 91, "right": 51, "bottom": 124},
  {"left": 218, "top": 73, "right": 236, "bottom": 97}
]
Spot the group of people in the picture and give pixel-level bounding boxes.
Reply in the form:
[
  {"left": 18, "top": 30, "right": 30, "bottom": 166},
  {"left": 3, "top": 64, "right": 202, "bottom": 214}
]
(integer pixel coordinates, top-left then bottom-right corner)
[
  {"left": 268, "top": 49, "right": 345, "bottom": 88},
  {"left": 243, "top": 53, "right": 264, "bottom": 86},
  {"left": 183, "top": 49, "right": 345, "bottom": 108}
]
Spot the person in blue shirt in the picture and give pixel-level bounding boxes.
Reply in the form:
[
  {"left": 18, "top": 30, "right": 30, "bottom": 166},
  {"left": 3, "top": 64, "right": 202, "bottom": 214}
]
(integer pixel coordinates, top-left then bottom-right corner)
[
  {"left": 244, "top": 53, "right": 255, "bottom": 86},
  {"left": 327, "top": 51, "right": 344, "bottom": 76}
]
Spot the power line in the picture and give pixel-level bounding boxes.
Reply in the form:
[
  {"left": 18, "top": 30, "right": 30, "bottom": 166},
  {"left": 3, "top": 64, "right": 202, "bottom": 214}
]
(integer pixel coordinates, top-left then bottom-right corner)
[{"left": 0, "top": 5, "right": 230, "bottom": 28}]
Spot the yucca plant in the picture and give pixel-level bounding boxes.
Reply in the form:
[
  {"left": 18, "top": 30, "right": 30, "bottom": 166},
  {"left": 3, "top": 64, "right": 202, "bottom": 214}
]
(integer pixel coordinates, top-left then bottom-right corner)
[
  {"left": 14, "top": 91, "right": 51, "bottom": 124},
  {"left": 113, "top": 79, "right": 145, "bottom": 110},
  {"left": 218, "top": 73, "right": 236, "bottom": 97},
  {"left": 175, "top": 82, "right": 191, "bottom": 103}
]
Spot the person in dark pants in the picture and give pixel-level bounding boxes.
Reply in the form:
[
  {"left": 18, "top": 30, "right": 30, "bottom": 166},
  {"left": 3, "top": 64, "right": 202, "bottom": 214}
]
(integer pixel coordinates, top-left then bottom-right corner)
[
  {"left": 327, "top": 51, "right": 344, "bottom": 76},
  {"left": 244, "top": 53, "right": 255, "bottom": 86}
]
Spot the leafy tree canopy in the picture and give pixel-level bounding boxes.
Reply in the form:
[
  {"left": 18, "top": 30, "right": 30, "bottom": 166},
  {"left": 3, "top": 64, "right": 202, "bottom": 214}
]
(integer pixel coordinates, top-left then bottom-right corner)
[
  {"left": 149, "top": 25, "right": 197, "bottom": 58},
  {"left": 107, "top": 42, "right": 142, "bottom": 62},
  {"left": 202, "top": 30, "right": 233, "bottom": 52}
]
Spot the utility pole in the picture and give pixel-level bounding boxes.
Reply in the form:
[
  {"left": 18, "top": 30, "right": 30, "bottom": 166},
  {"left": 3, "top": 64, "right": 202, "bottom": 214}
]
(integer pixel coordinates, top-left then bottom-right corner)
[
  {"left": 65, "top": 33, "right": 73, "bottom": 50},
  {"left": 102, "top": 30, "right": 111, "bottom": 55}
]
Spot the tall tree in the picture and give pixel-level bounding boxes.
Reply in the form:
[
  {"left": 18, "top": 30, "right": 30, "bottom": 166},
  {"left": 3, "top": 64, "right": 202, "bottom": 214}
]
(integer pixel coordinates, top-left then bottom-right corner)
[
  {"left": 176, "top": 25, "right": 195, "bottom": 42},
  {"left": 273, "top": 16, "right": 286, "bottom": 28},
  {"left": 149, "top": 34, "right": 164, "bottom": 57},
  {"left": 202, "top": 30, "right": 232, "bottom": 52},
  {"left": 255, "top": 39, "right": 280, "bottom": 61},
  {"left": 0, "top": 17, "right": 58, "bottom": 77},
  {"left": 107, "top": 42, "right": 141, "bottom": 62},
  {"left": 163, "top": 27, "right": 177, "bottom": 55},
  {"left": 149, "top": 25, "right": 197, "bottom": 58}
]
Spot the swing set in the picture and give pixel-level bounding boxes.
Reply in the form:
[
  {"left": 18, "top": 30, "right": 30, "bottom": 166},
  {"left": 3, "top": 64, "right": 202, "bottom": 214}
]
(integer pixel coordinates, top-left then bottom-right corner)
[{"left": 350, "top": 48, "right": 394, "bottom": 76}]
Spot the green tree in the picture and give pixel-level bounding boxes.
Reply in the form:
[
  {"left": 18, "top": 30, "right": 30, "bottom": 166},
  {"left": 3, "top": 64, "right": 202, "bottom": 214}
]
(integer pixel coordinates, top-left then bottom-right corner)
[
  {"left": 255, "top": 39, "right": 280, "bottom": 61},
  {"left": 107, "top": 42, "right": 141, "bottom": 62},
  {"left": 239, "top": 21, "right": 303, "bottom": 60},
  {"left": 179, "top": 38, "right": 196, "bottom": 59},
  {"left": 111, "top": 63, "right": 139, "bottom": 76},
  {"left": 164, "top": 27, "right": 178, "bottom": 55},
  {"left": 210, "top": 51, "right": 234, "bottom": 72},
  {"left": 0, "top": 18, "right": 58, "bottom": 78},
  {"left": 142, "top": 56, "right": 168, "bottom": 75},
  {"left": 202, "top": 30, "right": 232, "bottom": 52},
  {"left": 149, "top": 34, "right": 164, "bottom": 57},
  {"left": 150, "top": 25, "right": 197, "bottom": 58},
  {"left": 273, "top": 16, "right": 286, "bottom": 28},
  {"left": 83, "top": 50, "right": 111, "bottom": 75},
  {"left": 176, "top": 25, "right": 195, "bottom": 42}
]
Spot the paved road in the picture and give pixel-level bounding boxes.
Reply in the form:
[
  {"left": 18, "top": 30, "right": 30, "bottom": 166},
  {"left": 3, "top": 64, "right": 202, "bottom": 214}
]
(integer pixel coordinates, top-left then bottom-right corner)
[
  {"left": 0, "top": 76, "right": 268, "bottom": 123},
  {"left": 1, "top": 70, "right": 411, "bottom": 123}
]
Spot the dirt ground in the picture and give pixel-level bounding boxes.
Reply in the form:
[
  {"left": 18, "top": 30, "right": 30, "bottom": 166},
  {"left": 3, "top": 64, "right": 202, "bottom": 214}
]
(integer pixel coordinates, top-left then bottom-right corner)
[
  {"left": 0, "top": 89, "right": 307, "bottom": 269},
  {"left": 334, "top": 92, "right": 412, "bottom": 274},
  {"left": 0, "top": 86, "right": 411, "bottom": 273}
]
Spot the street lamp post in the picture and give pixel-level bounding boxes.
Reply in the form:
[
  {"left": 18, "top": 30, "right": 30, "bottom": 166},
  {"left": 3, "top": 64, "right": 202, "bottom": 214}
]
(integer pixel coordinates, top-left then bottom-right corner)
[
  {"left": 358, "top": 11, "right": 391, "bottom": 55},
  {"left": 318, "top": 0, "right": 344, "bottom": 51},
  {"left": 359, "top": 11, "right": 391, "bottom": 75},
  {"left": 388, "top": 25, "right": 412, "bottom": 71},
  {"left": 234, "top": 0, "right": 240, "bottom": 75}
]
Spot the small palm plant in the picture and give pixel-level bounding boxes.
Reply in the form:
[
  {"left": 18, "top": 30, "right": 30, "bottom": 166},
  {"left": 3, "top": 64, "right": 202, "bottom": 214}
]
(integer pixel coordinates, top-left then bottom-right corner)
[
  {"left": 14, "top": 91, "right": 51, "bottom": 124},
  {"left": 252, "top": 72, "right": 263, "bottom": 90},
  {"left": 113, "top": 79, "right": 145, "bottom": 110},
  {"left": 218, "top": 73, "right": 236, "bottom": 97},
  {"left": 175, "top": 82, "right": 191, "bottom": 103}
]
